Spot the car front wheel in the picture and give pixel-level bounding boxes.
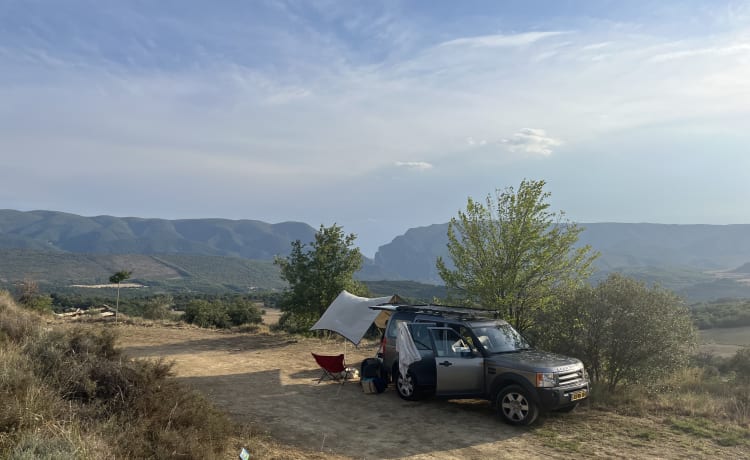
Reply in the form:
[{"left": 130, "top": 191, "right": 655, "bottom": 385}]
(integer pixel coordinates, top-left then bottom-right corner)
[{"left": 497, "top": 385, "right": 539, "bottom": 426}]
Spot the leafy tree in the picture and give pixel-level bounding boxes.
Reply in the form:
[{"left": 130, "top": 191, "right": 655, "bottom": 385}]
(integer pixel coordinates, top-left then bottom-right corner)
[
  {"left": 274, "top": 224, "right": 366, "bottom": 333},
  {"left": 536, "top": 273, "right": 697, "bottom": 390},
  {"left": 437, "top": 179, "right": 597, "bottom": 332},
  {"left": 109, "top": 270, "right": 132, "bottom": 323}
]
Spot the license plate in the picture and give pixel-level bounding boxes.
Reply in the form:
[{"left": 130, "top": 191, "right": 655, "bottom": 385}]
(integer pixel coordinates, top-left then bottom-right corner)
[{"left": 570, "top": 390, "right": 587, "bottom": 401}]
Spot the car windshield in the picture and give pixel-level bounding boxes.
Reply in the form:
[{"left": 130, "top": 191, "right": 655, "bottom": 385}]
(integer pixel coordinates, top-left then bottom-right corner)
[{"left": 472, "top": 323, "right": 531, "bottom": 353}]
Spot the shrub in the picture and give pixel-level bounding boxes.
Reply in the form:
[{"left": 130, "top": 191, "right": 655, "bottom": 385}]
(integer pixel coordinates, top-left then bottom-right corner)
[
  {"left": 0, "top": 291, "right": 41, "bottom": 344},
  {"left": 10, "top": 434, "right": 83, "bottom": 460},
  {"left": 227, "top": 299, "right": 262, "bottom": 326},
  {"left": 141, "top": 296, "right": 177, "bottom": 321},
  {"left": 724, "top": 348, "right": 750, "bottom": 379},
  {"left": 183, "top": 298, "right": 262, "bottom": 328},
  {"left": 535, "top": 274, "right": 697, "bottom": 390},
  {"left": 183, "top": 299, "right": 230, "bottom": 328}
]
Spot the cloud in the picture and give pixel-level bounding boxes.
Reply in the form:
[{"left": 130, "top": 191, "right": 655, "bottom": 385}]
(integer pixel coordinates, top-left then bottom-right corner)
[
  {"left": 439, "top": 31, "right": 568, "bottom": 48},
  {"left": 649, "top": 42, "right": 750, "bottom": 62},
  {"left": 466, "top": 137, "right": 487, "bottom": 146},
  {"left": 394, "top": 161, "right": 434, "bottom": 170},
  {"left": 501, "top": 129, "right": 562, "bottom": 156}
]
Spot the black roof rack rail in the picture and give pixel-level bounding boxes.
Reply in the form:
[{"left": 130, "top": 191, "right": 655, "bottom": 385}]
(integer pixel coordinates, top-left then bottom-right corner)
[{"left": 394, "top": 304, "right": 499, "bottom": 319}]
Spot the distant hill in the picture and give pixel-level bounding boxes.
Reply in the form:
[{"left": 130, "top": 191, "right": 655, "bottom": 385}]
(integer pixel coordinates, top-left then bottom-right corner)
[
  {"left": 0, "top": 210, "right": 316, "bottom": 259},
  {"left": 730, "top": 262, "right": 750, "bottom": 274},
  {"left": 4, "top": 210, "right": 750, "bottom": 301},
  {"left": 371, "top": 222, "right": 750, "bottom": 300},
  {"left": 372, "top": 223, "right": 750, "bottom": 283}
]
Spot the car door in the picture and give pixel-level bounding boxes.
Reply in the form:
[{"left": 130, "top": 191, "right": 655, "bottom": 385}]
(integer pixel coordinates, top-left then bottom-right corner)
[{"left": 428, "top": 327, "right": 484, "bottom": 395}]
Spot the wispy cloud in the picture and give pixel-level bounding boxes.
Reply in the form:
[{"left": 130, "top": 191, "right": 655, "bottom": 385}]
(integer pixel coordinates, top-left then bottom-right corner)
[
  {"left": 395, "top": 161, "right": 434, "bottom": 170},
  {"left": 501, "top": 129, "right": 562, "bottom": 156},
  {"left": 439, "top": 31, "right": 568, "bottom": 48},
  {"left": 649, "top": 42, "right": 750, "bottom": 62}
]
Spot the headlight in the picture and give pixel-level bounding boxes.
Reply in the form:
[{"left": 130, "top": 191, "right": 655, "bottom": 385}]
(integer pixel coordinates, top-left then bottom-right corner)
[{"left": 536, "top": 372, "right": 557, "bottom": 388}]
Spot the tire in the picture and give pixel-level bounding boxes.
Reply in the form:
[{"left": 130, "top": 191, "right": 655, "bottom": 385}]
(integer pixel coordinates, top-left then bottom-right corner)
[
  {"left": 396, "top": 370, "right": 419, "bottom": 401},
  {"left": 496, "top": 385, "right": 539, "bottom": 426}
]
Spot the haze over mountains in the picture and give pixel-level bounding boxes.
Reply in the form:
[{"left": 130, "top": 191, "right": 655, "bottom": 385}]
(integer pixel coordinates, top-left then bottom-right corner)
[{"left": 2, "top": 209, "right": 750, "bottom": 301}]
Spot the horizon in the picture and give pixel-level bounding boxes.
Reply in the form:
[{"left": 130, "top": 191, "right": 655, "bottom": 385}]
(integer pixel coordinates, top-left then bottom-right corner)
[
  {"left": 3, "top": 1, "right": 750, "bottom": 257},
  {"left": 5, "top": 207, "right": 750, "bottom": 258}
]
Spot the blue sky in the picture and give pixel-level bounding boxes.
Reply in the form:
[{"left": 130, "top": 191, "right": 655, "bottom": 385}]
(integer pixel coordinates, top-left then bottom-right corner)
[{"left": 2, "top": 1, "right": 750, "bottom": 256}]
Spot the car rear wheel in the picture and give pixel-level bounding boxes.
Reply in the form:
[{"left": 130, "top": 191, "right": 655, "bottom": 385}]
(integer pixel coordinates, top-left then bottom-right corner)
[
  {"left": 497, "top": 385, "right": 539, "bottom": 426},
  {"left": 396, "top": 371, "right": 419, "bottom": 401}
]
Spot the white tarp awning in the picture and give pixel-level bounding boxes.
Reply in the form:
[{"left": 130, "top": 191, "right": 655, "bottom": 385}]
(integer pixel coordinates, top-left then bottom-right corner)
[{"left": 310, "top": 290, "right": 396, "bottom": 345}]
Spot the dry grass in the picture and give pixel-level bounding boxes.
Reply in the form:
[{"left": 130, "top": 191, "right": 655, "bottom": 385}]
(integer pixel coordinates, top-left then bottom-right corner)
[{"left": 0, "top": 290, "right": 235, "bottom": 459}]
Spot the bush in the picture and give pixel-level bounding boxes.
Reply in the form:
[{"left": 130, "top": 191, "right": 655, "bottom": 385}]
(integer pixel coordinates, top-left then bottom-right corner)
[
  {"left": 535, "top": 274, "right": 697, "bottom": 390},
  {"left": 183, "top": 298, "right": 262, "bottom": 328},
  {"left": 0, "top": 291, "right": 41, "bottom": 344},
  {"left": 141, "top": 296, "right": 177, "bottom": 321},
  {"left": 183, "top": 300, "right": 230, "bottom": 328},
  {"left": 227, "top": 299, "right": 262, "bottom": 326},
  {"left": 0, "top": 293, "right": 234, "bottom": 459},
  {"left": 724, "top": 348, "right": 750, "bottom": 379}
]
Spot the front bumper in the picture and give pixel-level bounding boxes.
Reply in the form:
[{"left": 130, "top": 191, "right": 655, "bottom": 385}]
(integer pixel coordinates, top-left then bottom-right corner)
[{"left": 536, "top": 381, "right": 590, "bottom": 411}]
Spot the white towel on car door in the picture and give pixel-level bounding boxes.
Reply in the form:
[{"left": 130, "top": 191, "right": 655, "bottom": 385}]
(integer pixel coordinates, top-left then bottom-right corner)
[{"left": 397, "top": 322, "right": 421, "bottom": 379}]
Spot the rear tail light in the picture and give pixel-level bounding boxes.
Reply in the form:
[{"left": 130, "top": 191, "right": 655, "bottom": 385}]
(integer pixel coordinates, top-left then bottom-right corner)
[{"left": 378, "top": 337, "right": 386, "bottom": 358}]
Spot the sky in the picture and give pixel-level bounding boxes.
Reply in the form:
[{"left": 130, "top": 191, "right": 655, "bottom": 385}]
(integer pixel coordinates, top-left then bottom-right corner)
[{"left": 2, "top": 0, "right": 750, "bottom": 256}]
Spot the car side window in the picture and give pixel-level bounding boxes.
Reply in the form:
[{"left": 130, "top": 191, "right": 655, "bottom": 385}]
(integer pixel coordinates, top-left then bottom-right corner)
[
  {"left": 407, "top": 323, "right": 434, "bottom": 350},
  {"left": 429, "top": 328, "right": 468, "bottom": 358}
]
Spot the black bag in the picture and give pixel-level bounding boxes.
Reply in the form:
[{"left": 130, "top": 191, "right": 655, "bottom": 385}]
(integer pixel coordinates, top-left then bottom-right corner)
[{"left": 360, "top": 358, "right": 384, "bottom": 380}]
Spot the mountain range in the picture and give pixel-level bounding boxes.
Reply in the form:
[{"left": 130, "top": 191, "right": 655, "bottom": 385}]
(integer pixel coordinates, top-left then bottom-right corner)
[{"left": 2, "top": 209, "right": 750, "bottom": 301}]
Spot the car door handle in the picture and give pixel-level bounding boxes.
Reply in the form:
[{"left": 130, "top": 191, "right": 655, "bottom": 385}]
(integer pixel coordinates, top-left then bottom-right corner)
[{"left": 439, "top": 361, "right": 453, "bottom": 367}]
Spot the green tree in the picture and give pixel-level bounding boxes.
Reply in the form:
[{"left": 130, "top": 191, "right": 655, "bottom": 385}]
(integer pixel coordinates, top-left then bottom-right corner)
[
  {"left": 274, "top": 224, "right": 366, "bottom": 333},
  {"left": 109, "top": 270, "right": 132, "bottom": 323},
  {"left": 536, "top": 273, "right": 697, "bottom": 390},
  {"left": 437, "top": 179, "right": 597, "bottom": 332}
]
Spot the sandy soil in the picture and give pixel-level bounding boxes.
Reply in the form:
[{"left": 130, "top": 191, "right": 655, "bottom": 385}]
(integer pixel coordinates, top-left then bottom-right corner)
[{"left": 116, "top": 314, "right": 749, "bottom": 459}]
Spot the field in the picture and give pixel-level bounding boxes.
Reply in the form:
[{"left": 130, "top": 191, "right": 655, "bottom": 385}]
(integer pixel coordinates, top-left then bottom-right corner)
[
  {"left": 700, "top": 326, "right": 750, "bottom": 357},
  {"left": 115, "top": 316, "right": 749, "bottom": 459}
]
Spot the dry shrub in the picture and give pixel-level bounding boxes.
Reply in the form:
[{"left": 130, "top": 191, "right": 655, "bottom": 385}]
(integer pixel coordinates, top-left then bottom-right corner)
[
  {"left": 112, "top": 379, "right": 232, "bottom": 459},
  {"left": 0, "top": 291, "right": 233, "bottom": 459},
  {"left": 0, "top": 290, "right": 41, "bottom": 344},
  {"left": 25, "top": 327, "right": 231, "bottom": 458},
  {"left": 9, "top": 433, "right": 83, "bottom": 460},
  {"left": 593, "top": 365, "right": 750, "bottom": 426}
]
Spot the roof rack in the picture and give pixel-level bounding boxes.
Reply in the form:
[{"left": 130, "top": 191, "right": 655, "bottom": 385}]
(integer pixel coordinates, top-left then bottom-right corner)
[{"left": 394, "top": 304, "right": 498, "bottom": 319}]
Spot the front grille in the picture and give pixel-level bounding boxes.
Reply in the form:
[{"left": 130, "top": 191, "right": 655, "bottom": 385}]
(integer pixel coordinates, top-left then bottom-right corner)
[{"left": 558, "top": 369, "right": 584, "bottom": 387}]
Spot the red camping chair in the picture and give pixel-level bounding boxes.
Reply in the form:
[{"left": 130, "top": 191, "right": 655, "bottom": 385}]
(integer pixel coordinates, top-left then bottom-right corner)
[{"left": 311, "top": 353, "right": 349, "bottom": 384}]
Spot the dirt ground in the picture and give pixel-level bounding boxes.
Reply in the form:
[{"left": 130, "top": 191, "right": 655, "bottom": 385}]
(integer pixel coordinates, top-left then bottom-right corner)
[{"left": 116, "top": 312, "right": 749, "bottom": 460}]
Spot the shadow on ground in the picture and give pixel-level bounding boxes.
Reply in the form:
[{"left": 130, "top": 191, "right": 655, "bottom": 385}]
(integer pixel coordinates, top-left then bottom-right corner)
[{"left": 177, "top": 367, "right": 526, "bottom": 459}]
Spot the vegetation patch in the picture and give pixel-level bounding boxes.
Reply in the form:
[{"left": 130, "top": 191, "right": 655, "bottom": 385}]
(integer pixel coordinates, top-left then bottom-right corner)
[
  {"left": 668, "top": 417, "right": 749, "bottom": 447},
  {"left": 0, "top": 290, "right": 234, "bottom": 459}
]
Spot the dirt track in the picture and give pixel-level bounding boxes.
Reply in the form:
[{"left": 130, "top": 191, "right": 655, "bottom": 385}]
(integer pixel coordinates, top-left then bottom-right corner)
[{"left": 117, "top": 318, "right": 749, "bottom": 459}]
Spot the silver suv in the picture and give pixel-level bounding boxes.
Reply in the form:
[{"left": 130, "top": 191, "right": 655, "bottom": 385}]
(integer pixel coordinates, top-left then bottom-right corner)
[{"left": 374, "top": 305, "right": 589, "bottom": 425}]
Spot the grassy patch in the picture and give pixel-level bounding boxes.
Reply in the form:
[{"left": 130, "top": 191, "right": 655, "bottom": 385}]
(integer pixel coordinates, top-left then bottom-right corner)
[
  {"left": 669, "top": 416, "right": 749, "bottom": 447},
  {"left": 532, "top": 426, "right": 582, "bottom": 452}
]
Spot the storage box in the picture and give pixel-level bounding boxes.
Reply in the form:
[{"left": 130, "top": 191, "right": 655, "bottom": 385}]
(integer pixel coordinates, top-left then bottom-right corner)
[{"left": 361, "top": 378, "right": 378, "bottom": 394}]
